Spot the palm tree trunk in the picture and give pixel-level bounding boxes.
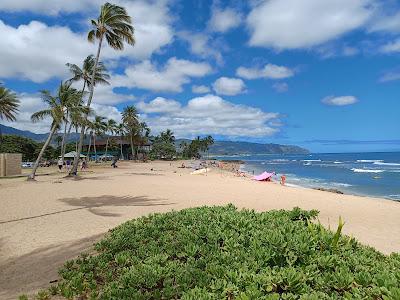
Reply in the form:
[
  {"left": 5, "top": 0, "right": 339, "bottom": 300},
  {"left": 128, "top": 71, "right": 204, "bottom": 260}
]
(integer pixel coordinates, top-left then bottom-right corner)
[
  {"left": 87, "top": 133, "right": 92, "bottom": 161},
  {"left": 70, "top": 36, "right": 104, "bottom": 175},
  {"left": 120, "top": 136, "right": 124, "bottom": 160},
  {"left": 61, "top": 122, "right": 73, "bottom": 164},
  {"left": 94, "top": 135, "right": 97, "bottom": 161},
  {"left": 105, "top": 137, "right": 109, "bottom": 157},
  {"left": 28, "top": 124, "right": 57, "bottom": 180},
  {"left": 130, "top": 134, "right": 134, "bottom": 160},
  {"left": 60, "top": 120, "right": 68, "bottom": 162}
]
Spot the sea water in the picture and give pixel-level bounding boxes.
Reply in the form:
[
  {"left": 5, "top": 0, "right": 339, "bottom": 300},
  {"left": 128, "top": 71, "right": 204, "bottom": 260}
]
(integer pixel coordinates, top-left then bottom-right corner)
[{"left": 214, "top": 152, "right": 400, "bottom": 201}]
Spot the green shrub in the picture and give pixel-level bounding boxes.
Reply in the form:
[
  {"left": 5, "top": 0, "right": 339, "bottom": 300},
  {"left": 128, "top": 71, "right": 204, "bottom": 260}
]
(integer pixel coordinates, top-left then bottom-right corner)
[{"left": 49, "top": 205, "right": 400, "bottom": 299}]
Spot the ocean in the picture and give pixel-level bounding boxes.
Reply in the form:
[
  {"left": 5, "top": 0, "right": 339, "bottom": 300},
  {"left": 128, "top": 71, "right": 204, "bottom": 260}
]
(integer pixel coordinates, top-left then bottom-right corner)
[{"left": 214, "top": 152, "right": 400, "bottom": 201}]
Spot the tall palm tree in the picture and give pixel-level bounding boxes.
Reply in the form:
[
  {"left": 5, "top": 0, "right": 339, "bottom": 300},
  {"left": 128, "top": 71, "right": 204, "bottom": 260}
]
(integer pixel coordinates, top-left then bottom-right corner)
[
  {"left": 92, "top": 116, "right": 107, "bottom": 161},
  {"left": 71, "top": 2, "right": 135, "bottom": 175},
  {"left": 0, "top": 85, "right": 20, "bottom": 142},
  {"left": 57, "top": 82, "right": 85, "bottom": 165},
  {"left": 104, "top": 118, "right": 117, "bottom": 158},
  {"left": 115, "top": 123, "right": 126, "bottom": 160},
  {"left": 122, "top": 105, "right": 139, "bottom": 160},
  {"left": 28, "top": 91, "right": 65, "bottom": 180}
]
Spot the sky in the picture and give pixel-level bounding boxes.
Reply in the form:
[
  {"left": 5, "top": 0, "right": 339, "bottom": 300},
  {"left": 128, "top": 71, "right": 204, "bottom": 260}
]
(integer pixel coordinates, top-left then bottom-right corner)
[{"left": 0, "top": 0, "right": 400, "bottom": 153}]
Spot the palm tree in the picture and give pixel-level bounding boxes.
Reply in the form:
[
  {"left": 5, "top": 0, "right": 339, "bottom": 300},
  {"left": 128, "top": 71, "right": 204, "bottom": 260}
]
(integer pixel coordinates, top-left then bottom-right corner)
[
  {"left": 122, "top": 105, "right": 139, "bottom": 160},
  {"left": 28, "top": 90, "right": 65, "bottom": 180},
  {"left": 115, "top": 123, "right": 126, "bottom": 160},
  {"left": 0, "top": 85, "right": 19, "bottom": 142},
  {"left": 92, "top": 116, "right": 107, "bottom": 161},
  {"left": 104, "top": 118, "right": 117, "bottom": 158},
  {"left": 66, "top": 55, "right": 110, "bottom": 93},
  {"left": 71, "top": 2, "right": 135, "bottom": 175},
  {"left": 57, "top": 82, "right": 85, "bottom": 165}
]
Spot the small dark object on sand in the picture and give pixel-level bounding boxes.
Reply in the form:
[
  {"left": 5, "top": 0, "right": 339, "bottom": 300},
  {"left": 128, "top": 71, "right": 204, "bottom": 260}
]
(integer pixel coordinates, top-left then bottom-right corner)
[{"left": 314, "top": 187, "right": 344, "bottom": 194}]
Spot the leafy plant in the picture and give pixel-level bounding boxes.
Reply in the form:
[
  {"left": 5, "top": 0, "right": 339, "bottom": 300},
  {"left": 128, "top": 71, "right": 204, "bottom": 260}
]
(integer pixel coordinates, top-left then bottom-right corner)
[{"left": 39, "top": 205, "right": 400, "bottom": 299}]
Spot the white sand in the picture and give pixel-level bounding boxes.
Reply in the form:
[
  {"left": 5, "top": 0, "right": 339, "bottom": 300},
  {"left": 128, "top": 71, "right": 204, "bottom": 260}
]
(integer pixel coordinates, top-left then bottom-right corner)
[{"left": 0, "top": 160, "right": 399, "bottom": 299}]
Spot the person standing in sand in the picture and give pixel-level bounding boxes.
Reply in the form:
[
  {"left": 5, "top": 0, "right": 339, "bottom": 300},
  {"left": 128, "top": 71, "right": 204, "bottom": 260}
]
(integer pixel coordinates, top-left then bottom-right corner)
[
  {"left": 280, "top": 174, "right": 286, "bottom": 186},
  {"left": 57, "top": 158, "right": 63, "bottom": 172}
]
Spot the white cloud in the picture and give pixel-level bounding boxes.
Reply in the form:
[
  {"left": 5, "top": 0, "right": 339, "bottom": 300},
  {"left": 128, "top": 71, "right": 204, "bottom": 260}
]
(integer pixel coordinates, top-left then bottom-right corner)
[
  {"left": 0, "top": 0, "right": 95, "bottom": 15},
  {"left": 138, "top": 94, "right": 281, "bottom": 138},
  {"left": 0, "top": 20, "right": 91, "bottom": 82},
  {"left": 369, "top": 11, "right": 400, "bottom": 33},
  {"left": 114, "top": 57, "right": 212, "bottom": 93},
  {"left": 137, "top": 97, "right": 181, "bottom": 113},
  {"left": 272, "top": 82, "right": 289, "bottom": 93},
  {"left": 91, "top": 103, "right": 122, "bottom": 124},
  {"left": 322, "top": 95, "right": 358, "bottom": 106},
  {"left": 246, "top": 0, "right": 374, "bottom": 49},
  {"left": 0, "top": 0, "right": 173, "bottom": 82},
  {"left": 208, "top": 6, "right": 241, "bottom": 33},
  {"left": 237, "top": 63, "right": 294, "bottom": 80},
  {"left": 178, "top": 31, "right": 223, "bottom": 64},
  {"left": 212, "top": 77, "right": 246, "bottom": 96},
  {"left": 379, "top": 39, "right": 400, "bottom": 53},
  {"left": 192, "top": 85, "right": 210, "bottom": 94}
]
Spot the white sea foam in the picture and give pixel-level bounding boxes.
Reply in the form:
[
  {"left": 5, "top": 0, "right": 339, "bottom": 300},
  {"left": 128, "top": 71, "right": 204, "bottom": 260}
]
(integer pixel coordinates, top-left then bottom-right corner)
[
  {"left": 331, "top": 182, "right": 352, "bottom": 187},
  {"left": 356, "top": 160, "right": 383, "bottom": 163},
  {"left": 271, "top": 159, "right": 289, "bottom": 162},
  {"left": 351, "top": 168, "right": 384, "bottom": 173},
  {"left": 373, "top": 162, "right": 400, "bottom": 166},
  {"left": 387, "top": 195, "right": 400, "bottom": 201},
  {"left": 302, "top": 159, "right": 321, "bottom": 162},
  {"left": 333, "top": 161, "right": 343, "bottom": 164}
]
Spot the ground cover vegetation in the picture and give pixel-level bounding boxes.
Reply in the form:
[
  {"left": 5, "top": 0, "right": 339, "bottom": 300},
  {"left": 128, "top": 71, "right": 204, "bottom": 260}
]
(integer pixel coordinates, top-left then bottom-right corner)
[{"left": 34, "top": 205, "right": 400, "bottom": 299}]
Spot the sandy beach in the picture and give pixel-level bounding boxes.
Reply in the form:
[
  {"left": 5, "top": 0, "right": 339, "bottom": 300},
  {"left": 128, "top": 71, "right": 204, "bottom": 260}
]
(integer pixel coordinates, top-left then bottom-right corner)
[{"left": 1, "top": 160, "right": 399, "bottom": 299}]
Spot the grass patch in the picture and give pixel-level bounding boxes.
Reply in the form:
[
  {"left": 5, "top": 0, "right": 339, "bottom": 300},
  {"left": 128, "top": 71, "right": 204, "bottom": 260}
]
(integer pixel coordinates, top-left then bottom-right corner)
[{"left": 45, "top": 205, "right": 400, "bottom": 299}]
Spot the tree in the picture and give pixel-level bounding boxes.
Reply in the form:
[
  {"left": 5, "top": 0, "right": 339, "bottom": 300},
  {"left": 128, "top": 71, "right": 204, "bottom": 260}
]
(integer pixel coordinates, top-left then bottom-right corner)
[
  {"left": 92, "top": 116, "right": 107, "bottom": 161},
  {"left": 71, "top": 2, "right": 135, "bottom": 175},
  {"left": 115, "top": 123, "right": 126, "bottom": 159},
  {"left": 0, "top": 135, "right": 38, "bottom": 161},
  {"left": 56, "top": 82, "right": 86, "bottom": 165},
  {"left": 66, "top": 55, "right": 110, "bottom": 91},
  {"left": 28, "top": 90, "right": 65, "bottom": 180},
  {"left": 0, "top": 85, "right": 19, "bottom": 142},
  {"left": 104, "top": 119, "right": 117, "bottom": 158},
  {"left": 150, "top": 130, "right": 176, "bottom": 160},
  {"left": 122, "top": 106, "right": 139, "bottom": 160}
]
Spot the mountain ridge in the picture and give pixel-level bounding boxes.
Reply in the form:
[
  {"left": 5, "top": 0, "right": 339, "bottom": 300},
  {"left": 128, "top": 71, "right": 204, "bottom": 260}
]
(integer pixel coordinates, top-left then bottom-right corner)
[{"left": 0, "top": 124, "right": 309, "bottom": 155}]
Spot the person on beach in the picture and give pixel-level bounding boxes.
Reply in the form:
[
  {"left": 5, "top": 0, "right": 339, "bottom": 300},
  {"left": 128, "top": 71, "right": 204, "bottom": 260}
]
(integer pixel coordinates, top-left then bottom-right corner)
[
  {"left": 81, "top": 159, "right": 87, "bottom": 171},
  {"left": 280, "top": 174, "right": 286, "bottom": 186},
  {"left": 111, "top": 157, "right": 118, "bottom": 168},
  {"left": 66, "top": 160, "right": 71, "bottom": 172},
  {"left": 57, "top": 158, "right": 63, "bottom": 172}
]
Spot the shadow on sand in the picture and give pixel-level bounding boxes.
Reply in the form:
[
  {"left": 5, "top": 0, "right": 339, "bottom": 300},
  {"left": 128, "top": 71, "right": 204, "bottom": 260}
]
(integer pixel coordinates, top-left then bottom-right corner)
[
  {"left": 0, "top": 195, "right": 173, "bottom": 224},
  {"left": 0, "top": 234, "right": 103, "bottom": 300}
]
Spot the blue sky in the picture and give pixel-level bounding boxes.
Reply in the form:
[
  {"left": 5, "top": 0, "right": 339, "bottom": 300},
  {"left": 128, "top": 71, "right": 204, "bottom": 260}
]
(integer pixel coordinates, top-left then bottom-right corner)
[{"left": 0, "top": 0, "right": 400, "bottom": 153}]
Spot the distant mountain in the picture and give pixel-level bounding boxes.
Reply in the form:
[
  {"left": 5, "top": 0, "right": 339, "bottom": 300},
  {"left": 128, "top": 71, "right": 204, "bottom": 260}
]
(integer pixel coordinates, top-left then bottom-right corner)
[
  {"left": 208, "top": 141, "right": 309, "bottom": 155},
  {"left": 1, "top": 125, "right": 309, "bottom": 155},
  {"left": 176, "top": 139, "right": 309, "bottom": 155},
  {"left": 0, "top": 124, "right": 80, "bottom": 142}
]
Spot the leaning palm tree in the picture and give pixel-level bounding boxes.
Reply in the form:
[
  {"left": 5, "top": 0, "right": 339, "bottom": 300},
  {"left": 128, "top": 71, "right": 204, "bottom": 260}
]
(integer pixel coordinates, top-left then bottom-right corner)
[
  {"left": 104, "top": 118, "right": 117, "bottom": 158},
  {"left": 0, "top": 85, "right": 20, "bottom": 141},
  {"left": 71, "top": 2, "right": 135, "bottom": 175},
  {"left": 28, "top": 91, "right": 65, "bottom": 180},
  {"left": 122, "top": 105, "right": 139, "bottom": 160}
]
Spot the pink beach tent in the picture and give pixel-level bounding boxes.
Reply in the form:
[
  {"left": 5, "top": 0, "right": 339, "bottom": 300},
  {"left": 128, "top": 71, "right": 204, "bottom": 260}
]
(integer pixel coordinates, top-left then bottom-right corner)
[{"left": 252, "top": 171, "right": 275, "bottom": 181}]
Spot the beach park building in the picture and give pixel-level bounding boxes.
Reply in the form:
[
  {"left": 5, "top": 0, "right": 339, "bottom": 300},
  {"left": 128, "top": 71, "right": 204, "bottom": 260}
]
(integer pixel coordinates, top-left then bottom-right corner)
[{"left": 82, "top": 137, "right": 151, "bottom": 160}]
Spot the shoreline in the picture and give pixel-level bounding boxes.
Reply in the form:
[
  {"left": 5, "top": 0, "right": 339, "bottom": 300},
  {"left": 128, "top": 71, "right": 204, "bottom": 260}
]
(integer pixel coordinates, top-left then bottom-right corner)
[
  {"left": 0, "top": 160, "right": 399, "bottom": 299},
  {"left": 227, "top": 159, "right": 400, "bottom": 202}
]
